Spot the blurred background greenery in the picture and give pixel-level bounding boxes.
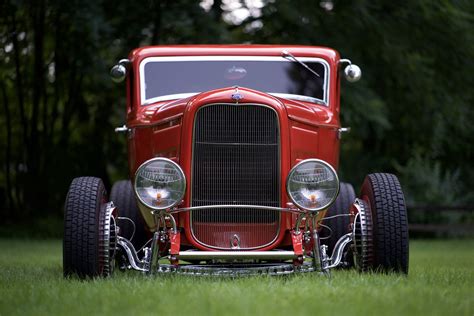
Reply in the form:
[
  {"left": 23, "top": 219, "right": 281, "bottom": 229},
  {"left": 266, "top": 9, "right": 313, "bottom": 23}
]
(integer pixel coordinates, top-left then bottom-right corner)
[{"left": 0, "top": 0, "right": 472, "bottom": 237}]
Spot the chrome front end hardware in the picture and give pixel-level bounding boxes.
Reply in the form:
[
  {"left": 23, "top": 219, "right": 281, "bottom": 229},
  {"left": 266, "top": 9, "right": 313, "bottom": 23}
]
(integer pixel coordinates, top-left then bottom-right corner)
[{"left": 115, "top": 208, "right": 353, "bottom": 277}]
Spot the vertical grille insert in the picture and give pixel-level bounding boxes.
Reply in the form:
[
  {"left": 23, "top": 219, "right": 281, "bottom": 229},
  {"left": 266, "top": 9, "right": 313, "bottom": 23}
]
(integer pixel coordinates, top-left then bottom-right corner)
[{"left": 191, "top": 104, "right": 280, "bottom": 249}]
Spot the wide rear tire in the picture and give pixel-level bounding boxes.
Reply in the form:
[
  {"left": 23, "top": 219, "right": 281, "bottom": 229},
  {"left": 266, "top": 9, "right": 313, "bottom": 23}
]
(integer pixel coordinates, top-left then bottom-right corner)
[
  {"left": 63, "top": 177, "right": 116, "bottom": 278},
  {"left": 110, "top": 180, "right": 149, "bottom": 250},
  {"left": 360, "top": 173, "right": 409, "bottom": 274}
]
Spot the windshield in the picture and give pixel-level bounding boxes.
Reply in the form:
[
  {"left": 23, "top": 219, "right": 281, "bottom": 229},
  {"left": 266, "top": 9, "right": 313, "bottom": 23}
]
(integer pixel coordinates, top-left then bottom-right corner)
[{"left": 140, "top": 56, "right": 329, "bottom": 106}]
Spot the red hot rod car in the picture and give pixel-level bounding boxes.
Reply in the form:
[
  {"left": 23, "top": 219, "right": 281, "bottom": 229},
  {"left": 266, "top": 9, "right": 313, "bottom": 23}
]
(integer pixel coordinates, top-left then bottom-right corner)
[{"left": 63, "top": 45, "right": 408, "bottom": 277}]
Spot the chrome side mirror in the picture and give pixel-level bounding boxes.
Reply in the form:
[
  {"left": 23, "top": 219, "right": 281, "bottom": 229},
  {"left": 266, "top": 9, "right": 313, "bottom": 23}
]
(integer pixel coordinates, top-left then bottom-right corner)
[
  {"left": 344, "top": 64, "right": 362, "bottom": 82},
  {"left": 339, "top": 59, "right": 362, "bottom": 83},
  {"left": 110, "top": 59, "right": 131, "bottom": 83}
]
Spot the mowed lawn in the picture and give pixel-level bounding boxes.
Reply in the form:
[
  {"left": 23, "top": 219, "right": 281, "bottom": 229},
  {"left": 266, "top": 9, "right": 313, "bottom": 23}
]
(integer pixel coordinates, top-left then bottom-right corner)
[{"left": 0, "top": 239, "right": 472, "bottom": 316}]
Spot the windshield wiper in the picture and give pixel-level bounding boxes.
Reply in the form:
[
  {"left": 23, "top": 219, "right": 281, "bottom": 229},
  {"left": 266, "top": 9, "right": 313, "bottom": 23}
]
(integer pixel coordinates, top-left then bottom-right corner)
[{"left": 281, "top": 50, "right": 320, "bottom": 78}]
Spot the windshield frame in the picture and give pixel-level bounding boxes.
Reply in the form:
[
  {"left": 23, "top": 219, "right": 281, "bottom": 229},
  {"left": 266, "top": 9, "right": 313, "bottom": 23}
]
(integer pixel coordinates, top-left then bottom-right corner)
[{"left": 139, "top": 56, "right": 330, "bottom": 106}]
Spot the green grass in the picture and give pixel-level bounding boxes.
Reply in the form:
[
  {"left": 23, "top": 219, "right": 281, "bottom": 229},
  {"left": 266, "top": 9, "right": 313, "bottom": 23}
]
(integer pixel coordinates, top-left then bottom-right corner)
[{"left": 0, "top": 239, "right": 472, "bottom": 316}]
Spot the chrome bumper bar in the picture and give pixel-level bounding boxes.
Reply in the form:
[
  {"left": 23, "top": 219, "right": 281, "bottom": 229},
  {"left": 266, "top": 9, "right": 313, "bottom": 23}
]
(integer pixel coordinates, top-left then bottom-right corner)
[{"left": 156, "top": 262, "right": 317, "bottom": 276}]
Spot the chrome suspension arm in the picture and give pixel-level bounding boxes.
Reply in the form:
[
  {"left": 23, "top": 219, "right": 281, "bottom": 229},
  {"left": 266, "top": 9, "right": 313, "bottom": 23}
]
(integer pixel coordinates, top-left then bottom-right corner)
[
  {"left": 116, "top": 236, "right": 147, "bottom": 272},
  {"left": 326, "top": 233, "right": 352, "bottom": 269}
]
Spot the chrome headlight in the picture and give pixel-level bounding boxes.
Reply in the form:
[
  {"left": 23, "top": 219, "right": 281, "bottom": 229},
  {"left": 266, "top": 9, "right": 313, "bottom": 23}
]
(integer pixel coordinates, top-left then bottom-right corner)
[
  {"left": 134, "top": 158, "right": 186, "bottom": 211},
  {"left": 286, "top": 159, "right": 339, "bottom": 212}
]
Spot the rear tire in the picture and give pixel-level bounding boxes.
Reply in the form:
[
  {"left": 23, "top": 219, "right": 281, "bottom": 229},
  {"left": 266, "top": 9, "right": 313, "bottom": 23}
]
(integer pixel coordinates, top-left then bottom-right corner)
[
  {"left": 360, "top": 173, "right": 409, "bottom": 274},
  {"left": 110, "top": 180, "right": 149, "bottom": 250},
  {"left": 63, "top": 177, "right": 116, "bottom": 278},
  {"left": 322, "top": 182, "right": 355, "bottom": 257}
]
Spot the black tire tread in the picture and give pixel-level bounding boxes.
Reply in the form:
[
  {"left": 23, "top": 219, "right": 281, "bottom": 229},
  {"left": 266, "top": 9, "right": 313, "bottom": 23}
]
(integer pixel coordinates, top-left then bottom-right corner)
[
  {"left": 324, "top": 182, "right": 356, "bottom": 254},
  {"left": 63, "top": 177, "right": 106, "bottom": 278},
  {"left": 110, "top": 180, "right": 148, "bottom": 250},
  {"left": 361, "top": 173, "right": 409, "bottom": 274}
]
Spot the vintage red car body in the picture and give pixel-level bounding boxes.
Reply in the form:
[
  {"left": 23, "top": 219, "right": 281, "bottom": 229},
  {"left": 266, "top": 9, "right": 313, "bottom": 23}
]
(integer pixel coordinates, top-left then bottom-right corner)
[
  {"left": 127, "top": 45, "right": 340, "bottom": 251},
  {"left": 63, "top": 45, "right": 409, "bottom": 277}
]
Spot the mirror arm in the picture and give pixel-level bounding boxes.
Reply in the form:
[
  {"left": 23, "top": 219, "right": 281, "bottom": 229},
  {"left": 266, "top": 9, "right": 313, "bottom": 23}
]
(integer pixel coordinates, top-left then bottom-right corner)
[
  {"left": 118, "top": 59, "right": 131, "bottom": 67},
  {"left": 338, "top": 59, "right": 352, "bottom": 67}
]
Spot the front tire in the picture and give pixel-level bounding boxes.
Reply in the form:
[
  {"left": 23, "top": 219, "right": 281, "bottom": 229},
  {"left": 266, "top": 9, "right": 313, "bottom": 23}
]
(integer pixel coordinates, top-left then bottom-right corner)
[
  {"left": 360, "top": 173, "right": 409, "bottom": 274},
  {"left": 110, "top": 180, "right": 148, "bottom": 250},
  {"left": 63, "top": 177, "right": 116, "bottom": 278},
  {"left": 322, "top": 182, "right": 355, "bottom": 257}
]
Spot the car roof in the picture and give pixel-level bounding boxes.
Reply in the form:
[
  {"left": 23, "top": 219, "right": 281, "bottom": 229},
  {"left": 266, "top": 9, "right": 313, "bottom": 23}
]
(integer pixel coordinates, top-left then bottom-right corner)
[{"left": 130, "top": 45, "right": 339, "bottom": 64}]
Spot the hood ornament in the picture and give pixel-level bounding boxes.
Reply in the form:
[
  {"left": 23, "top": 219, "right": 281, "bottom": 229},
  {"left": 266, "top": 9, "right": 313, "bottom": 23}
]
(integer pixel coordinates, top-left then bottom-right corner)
[{"left": 231, "top": 86, "right": 244, "bottom": 103}]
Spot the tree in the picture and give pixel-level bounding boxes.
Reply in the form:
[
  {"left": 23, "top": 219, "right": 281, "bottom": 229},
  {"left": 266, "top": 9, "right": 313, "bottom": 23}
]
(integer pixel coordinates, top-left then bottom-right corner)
[
  {"left": 235, "top": 0, "right": 474, "bottom": 204},
  {"left": 0, "top": 0, "right": 231, "bottom": 221}
]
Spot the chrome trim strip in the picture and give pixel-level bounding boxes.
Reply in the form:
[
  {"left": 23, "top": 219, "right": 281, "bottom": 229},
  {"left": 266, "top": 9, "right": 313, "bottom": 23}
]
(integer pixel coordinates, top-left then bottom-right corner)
[
  {"left": 172, "top": 204, "right": 304, "bottom": 214},
  {"left": 139, "top": 56, "right": 330, "bottom": 106},
  {"left": 177, "top": 251, "right": 297, "bottom": 260},
  {"left": 190, "top": 103, "right": 281, "bottom": 250},
  {"left": 142, "top": 92, "right": 326, "bottom": 106}
]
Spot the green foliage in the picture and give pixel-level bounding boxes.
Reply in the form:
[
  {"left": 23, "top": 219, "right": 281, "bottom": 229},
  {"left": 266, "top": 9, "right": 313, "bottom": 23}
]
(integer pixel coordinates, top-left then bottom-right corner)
[
  {"left": 0, "top": 0, "right": 473, "bottom": 222},
  {"left": 0, "top": 239, "right": 473, "bottom": 315},
  {"left": 396, "top": 154, "right": 465, "bottom": 206},
  {"left": 238, "top": 0, "right": 474, "bottom": 203},
  {"left": 0, "top": 0, "right": 232, "bottom": 219}
]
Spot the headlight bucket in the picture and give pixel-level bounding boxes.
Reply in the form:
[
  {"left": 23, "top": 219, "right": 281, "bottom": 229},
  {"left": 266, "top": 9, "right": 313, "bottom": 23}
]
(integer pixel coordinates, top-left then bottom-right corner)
[
  {"left": 286, "top": 159, "right": 339, "bottom": 212},
  {"left": 134, "top": 158, "right": 186, "bottom": 211}
]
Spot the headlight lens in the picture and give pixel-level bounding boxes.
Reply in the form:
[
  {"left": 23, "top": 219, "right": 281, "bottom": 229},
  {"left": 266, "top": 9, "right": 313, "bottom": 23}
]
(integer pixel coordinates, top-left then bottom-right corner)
[
  {"left": 286, "top": 159, "right": 339, "bottom": 212},
  {"left": 134, "top": 158, "right": 186, "bottom": 210}
]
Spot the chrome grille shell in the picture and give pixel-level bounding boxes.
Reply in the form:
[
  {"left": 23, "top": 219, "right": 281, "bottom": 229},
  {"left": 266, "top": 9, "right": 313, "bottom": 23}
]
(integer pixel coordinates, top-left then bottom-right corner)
[{"left": 190, "top": 103, "right": 281, "bottom": 250}]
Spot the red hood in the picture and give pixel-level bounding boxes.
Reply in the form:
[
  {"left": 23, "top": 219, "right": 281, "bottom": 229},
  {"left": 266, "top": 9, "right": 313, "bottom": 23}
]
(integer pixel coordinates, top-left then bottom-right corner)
[{"left": 134, "top": 87, "right": 335, "bottom": 127}]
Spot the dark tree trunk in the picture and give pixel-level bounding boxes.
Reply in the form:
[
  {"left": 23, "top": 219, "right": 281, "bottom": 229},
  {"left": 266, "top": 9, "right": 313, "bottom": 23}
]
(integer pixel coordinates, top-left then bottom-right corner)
[
  {"left": 150, "top": 0, "right": 161, "bottom": 44},
  {"left": 1, "top": 83, "right": 15, "bottom": 212},
  {"left": 29, "top": 0, "right": 45, "bottom": 172},
  {"left": 8, "top": 8, "right": 28, "bottom": 147},
  {"left": 49, "top": 9, "right": 62, "bottom": 141},
  {"left": 21, "top": 0, "right": 46, "bottom": 213},
  {"left": 211, "top": 0, "right": 223, "bottom": 23}
]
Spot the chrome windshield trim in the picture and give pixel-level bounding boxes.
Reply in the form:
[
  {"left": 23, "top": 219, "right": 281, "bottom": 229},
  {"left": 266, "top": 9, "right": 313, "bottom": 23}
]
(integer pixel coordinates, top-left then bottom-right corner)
[
  {"left": 142, "top": 92, "right": 326, "bottom": 106},
  {"left": 139, "top": 56, "right": 330, "bottom": 106}
]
